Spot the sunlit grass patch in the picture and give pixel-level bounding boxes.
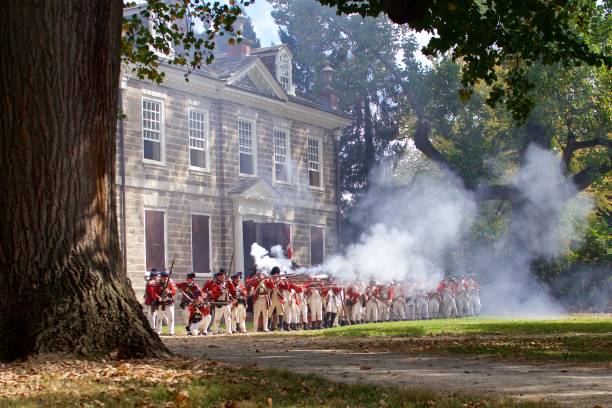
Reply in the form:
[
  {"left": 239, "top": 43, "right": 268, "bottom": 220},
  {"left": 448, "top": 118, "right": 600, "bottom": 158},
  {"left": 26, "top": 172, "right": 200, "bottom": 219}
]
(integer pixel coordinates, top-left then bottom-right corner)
[{"left": 306, "top": 315, "right": 612, "bottom": 337}]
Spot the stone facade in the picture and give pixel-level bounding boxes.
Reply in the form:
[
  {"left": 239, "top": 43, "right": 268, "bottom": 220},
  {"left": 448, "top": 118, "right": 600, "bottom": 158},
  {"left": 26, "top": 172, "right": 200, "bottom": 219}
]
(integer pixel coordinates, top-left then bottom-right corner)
[{"left": 116, "top": 46, "right": 350, "bottom": 299}]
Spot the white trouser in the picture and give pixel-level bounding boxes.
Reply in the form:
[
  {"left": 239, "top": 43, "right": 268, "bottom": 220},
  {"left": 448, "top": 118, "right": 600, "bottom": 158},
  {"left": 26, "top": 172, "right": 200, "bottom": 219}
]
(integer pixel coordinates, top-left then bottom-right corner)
[
  {"left": 188, "top": 315, "right": 211, "bottom": 335},
  {"left": 365, "top": 299, "right": 378, "bottom": 322},
  {"left": 380, "top": 299, "right": 390, "bottom": 320},
  {"left": 148, "top": 305, "right": 158, "bottom": 330},
  {"left": 212, "top": 304, "right": 232, "bottom": 334},
  {"left": 156, "top": 304, "right": 175, "bottom": 335},
  {"left": 405, "top": 300, "right": 416, "bottom": 320},
  {"left": 309, "top": 297, "right": 323, "bottom": 321},
  {"left": 283, "top": 301, "right": 294, "bottom": 325},
  {"left": 392, "top": 299, "right": 405, "bottom": 320},
  {"left": 270, "top": 295, "right": 284, "bottom": 317},
  {"left": 349, "top": 303, "right": 360, "bottom": 322},
  {"left": 291, "top": 303, "right": 300, "bottom": 324},
  {"left": 428, "top": 297, "right": 440, "bottom": 319},
  {"left": 232, "top": 303, "right": 247, "bottom": 333},
  {"left": 253, "top": 297, "right": 269, "bottom": 332},
  {"left": 468, "top": 291, "right": 481, "bottom": 315},
  {"left": 456, "top": 291, "right": 471, "bottom": 317},
  {"left": 300, "top": 301, "right": 309, "bottom": 323},
  {"left": 416, "top": 296, "right": 429, "bottom": 319}
]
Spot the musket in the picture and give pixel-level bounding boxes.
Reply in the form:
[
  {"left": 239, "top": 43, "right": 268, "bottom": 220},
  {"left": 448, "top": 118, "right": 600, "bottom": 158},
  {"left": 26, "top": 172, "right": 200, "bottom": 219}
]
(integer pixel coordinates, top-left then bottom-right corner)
[{"left": 159, "top": 255, "right": 176, "bottom": 311}]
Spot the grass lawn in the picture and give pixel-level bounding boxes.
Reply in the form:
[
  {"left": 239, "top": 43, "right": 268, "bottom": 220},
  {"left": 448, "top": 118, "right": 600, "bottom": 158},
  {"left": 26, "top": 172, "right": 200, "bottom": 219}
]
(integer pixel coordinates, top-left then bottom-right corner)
[
  {"left": 0, "top": 357, "right": 558, "bottom": 408},
  {"left": 295, "top": 315, "right": 612, "bottom": 363}
]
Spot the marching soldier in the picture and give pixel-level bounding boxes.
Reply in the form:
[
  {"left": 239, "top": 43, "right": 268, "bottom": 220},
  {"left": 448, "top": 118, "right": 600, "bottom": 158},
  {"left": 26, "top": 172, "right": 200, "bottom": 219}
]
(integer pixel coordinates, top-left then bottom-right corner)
[
  {"left": 392, "top": 282, "right": 406, "bottom": 320},
  {"left": 324, "top": 286, "right": 342, "bottom": 328},
  {"left": 346, "top": 283, "right": 361, "bottom": 325},
  {"left": 177, "top": 272, "right": 201, "bottom": 310},
  {"left": 306, "top": 279, "right": 324, "bottom": 329},
  {"left": 187, "top": 292, "right": 212, "bottom": 335},
  {"left": 268, "top": 267, "right": 285, "bottom": 331},
  {"left": 248, "top": 271, "right": 271, "bottom": 332},
  {"left": 364, "top": 280, "right": 379, "bottom": 323},
  {"left": 144, "top": 268, "right": 160, "bottom": 329},
  {"left": 231, "top": 272, "right": 248, "bottom": 334},
  {"left": 206, "top": 270, "right": 236, "bottom": 335},
  {"left": 155, "top": 270, "right": 177, "bottom": 335}
]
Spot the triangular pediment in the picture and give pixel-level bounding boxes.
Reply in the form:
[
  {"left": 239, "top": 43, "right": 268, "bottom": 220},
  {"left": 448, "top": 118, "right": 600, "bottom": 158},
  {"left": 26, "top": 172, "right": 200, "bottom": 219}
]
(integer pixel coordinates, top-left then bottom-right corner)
[
  {"left": 232, "top": 178, "right": 282, "bottom": 201},
  {"left": 226, "top": 59, "right": 288, "bottom": 101}
]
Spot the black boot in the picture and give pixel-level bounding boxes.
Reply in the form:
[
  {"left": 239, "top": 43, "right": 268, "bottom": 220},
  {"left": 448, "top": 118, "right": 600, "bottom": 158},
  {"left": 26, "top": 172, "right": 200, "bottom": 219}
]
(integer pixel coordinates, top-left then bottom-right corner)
[
  {"left": 267, "top": 318, "right": 272, "bottom": 331},
  {"left": 323, "top": 312, "right": 331, "bottom": 328},
  {"left": 278, "top": 315, "right": 284, "bottom": 331}
]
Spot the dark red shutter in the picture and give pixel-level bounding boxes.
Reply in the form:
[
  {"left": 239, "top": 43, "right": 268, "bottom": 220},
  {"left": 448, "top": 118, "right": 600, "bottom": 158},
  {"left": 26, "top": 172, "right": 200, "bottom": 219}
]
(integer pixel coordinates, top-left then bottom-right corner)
[
  {"left": 310, "top": 226, "right": 324, "bottom": 266},
  {"left": 191, "top": 215, "right": 210, "bottom": 273},
  {"left": 145, "top": 210, "right": 165, "bottom": 270}
]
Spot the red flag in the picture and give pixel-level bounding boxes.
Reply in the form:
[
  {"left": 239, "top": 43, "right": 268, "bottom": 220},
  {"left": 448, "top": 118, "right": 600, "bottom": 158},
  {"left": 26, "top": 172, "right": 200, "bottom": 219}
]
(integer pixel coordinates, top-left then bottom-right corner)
[{"left": 286, "top": 242, "right": 293, "bottom": 259}]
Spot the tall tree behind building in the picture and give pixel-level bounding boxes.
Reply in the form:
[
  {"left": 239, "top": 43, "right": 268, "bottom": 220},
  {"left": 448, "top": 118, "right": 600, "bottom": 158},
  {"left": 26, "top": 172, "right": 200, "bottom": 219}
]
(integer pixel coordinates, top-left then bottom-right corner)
[{"left": 271, "top": 0, "right": 417, "bottom": 244}]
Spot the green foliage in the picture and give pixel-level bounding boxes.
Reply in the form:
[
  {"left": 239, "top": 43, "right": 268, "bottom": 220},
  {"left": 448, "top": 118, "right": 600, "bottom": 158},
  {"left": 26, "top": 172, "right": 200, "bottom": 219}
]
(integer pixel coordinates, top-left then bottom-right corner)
[
  {"left": 271, "top": 0, "right": 413, "bottom": 243},
  {"left": 316, "top": 0, "right": 611, "bottom": 122},
  {"left": 122, "top": 0, "right": 251, "bottom": 83}
]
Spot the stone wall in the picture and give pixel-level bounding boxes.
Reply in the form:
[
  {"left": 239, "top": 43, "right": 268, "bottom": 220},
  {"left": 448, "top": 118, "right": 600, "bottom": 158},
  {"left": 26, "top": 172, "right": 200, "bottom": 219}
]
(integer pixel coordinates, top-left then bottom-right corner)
[{"left": 117, "top": 78, "right": 340, "bottom": 301}]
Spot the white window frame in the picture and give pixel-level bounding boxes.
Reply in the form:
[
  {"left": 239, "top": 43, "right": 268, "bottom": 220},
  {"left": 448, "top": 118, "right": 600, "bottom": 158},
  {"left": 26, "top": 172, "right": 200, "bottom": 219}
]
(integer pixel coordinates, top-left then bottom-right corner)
[
  {"left": 238, "top": 117, "right": 257, "bottom": 177},
  {"left": 309, "top": 225, "right": 325, "bottom": 265},
  {"left": 307, "top": 136, "right": 323, "bottom": 190},
  {"left": 188, "top": 108, "right": 210, "bottom": 172},
  {"left": 143, "top": 208, "right": 168, "bottom": 273},
  {"left": 276, "top": 50, "right": 292, "bottom": 92},
  {"left": 190, "top": 212, "right": 213, "bottom": 275},
  {"left": 141, "top": 97, "right": 165, "bottom": 166},
  {"left": 273, "top": 127, "right": 291, "bottom": 184}
]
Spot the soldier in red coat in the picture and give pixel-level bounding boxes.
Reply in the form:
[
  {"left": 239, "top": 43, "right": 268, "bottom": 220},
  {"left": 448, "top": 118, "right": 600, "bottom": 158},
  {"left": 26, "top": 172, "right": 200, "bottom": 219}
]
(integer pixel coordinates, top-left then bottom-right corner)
[
  {"left": 144, "top": 269, "right": 160, "bottom": 330},
  {"left": 248, "top": 271, "right": 271, "bottom": 332},
  {"left": 208, "top": 270, "right": 236, "bottom": 335},
  {"left": 231, "top": 272, "right": 248, "bottom": 333},
  {"left": 155, "top": 270, "right": 177, "bottom": 335},
  {"left": 187, "top": 292, "right": 211, "bottom": 335},
  {"left": 177, "top": 272, "right": 201, "bottom": 310},
  {"left": 346, "top": 284, "right": 361, "bottom": 325},
  {"left": 268, "top": 267, "right": 285, "bottom": 331}
]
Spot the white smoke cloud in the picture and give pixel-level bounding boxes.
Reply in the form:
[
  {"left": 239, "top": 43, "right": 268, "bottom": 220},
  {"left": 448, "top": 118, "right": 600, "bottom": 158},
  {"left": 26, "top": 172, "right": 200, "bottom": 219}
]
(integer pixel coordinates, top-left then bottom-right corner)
[{"left": 296, "top": 144, "right": 592, "bottom": 316}]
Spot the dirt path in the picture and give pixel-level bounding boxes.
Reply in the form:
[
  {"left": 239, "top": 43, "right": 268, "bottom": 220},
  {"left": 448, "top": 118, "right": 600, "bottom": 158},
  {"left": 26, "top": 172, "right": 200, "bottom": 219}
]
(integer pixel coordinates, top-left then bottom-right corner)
[{"left": 165, "top": 334, "right": 612, "bottom": 407}]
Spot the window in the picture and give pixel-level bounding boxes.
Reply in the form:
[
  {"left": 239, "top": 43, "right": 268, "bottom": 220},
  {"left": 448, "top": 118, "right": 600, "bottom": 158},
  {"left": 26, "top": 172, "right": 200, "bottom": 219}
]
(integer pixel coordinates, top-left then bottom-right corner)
[
  {"left": 238, "top": 119, "right": 255, "bottom": 175},
  {"left": 145, "top": 210, "right": 165, "bottom": 271},
  {"left": 142, "top": 98, "right": 162, "bottom": 162},
  {"left": 310, "top": 226, "right": 324, "bottom": 266},
  {"left": 189, "top": 109, "right": 207, "bottom": 169},
  {"left": 308, "top": 137, "right": 321, "bottom": 188},
  {"left": 273, "top": 129, "right": 289, "bottom": 182},
  {"left": 276, "top": 51, "right": 292, "bottom": 91},
  {"left": 191, "top": 215, "right": 211, "bottom": 274}
]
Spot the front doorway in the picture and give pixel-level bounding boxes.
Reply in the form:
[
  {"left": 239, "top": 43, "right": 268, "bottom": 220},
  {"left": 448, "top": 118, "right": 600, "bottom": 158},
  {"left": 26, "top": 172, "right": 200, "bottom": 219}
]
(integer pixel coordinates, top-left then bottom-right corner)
[{"left": 242, "top": 221, "right": 290, "bottom": 274}]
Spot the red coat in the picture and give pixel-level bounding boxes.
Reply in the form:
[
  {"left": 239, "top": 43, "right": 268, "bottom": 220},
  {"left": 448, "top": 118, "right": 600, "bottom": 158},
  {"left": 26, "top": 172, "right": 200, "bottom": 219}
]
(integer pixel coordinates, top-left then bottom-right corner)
[
  {"left": 144, "top": 280, "right": 158, "bottom": 305},
  {"left": 155, "top": 279, "right": 176, "bottom": 303},
  {"left": 188, "top": 301, "right": 211, "bottom": 321},
  {"left": 177, "top": 281, "right": 201, "bottom": 299},
  {"left": 208, "top": 279, "right": 236, "bottom": 301}
]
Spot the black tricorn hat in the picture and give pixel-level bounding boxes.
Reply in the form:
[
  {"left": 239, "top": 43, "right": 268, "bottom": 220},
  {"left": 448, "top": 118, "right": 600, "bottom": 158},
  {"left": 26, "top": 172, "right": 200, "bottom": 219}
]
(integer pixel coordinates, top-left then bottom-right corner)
[
  {"left": 186, "top": 272, "right": 196, "bottom": 279},
  {"left": 270, "top": 266, "right": 281, "bottom": 275}
]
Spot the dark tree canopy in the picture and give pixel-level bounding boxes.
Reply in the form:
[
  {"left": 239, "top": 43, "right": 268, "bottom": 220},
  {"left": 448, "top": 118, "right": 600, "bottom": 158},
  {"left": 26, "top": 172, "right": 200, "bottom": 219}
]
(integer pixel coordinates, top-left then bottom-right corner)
[{"left": 317, "top": 0, "right": 611, "bottom": 121}]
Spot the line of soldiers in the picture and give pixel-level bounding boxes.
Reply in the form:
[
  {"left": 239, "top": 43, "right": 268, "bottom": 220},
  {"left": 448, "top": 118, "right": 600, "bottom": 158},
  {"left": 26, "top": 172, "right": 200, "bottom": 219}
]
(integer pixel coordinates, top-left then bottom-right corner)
[{"left": 144, "top": 267, "right": 482, "bottom": 336}]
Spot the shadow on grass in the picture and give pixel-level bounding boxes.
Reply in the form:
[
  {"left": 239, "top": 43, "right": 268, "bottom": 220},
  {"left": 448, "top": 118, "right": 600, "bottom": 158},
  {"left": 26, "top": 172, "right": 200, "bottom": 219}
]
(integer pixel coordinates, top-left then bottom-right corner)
[{"left": 0, "top": 365, "right": 559, "bottom": 408}]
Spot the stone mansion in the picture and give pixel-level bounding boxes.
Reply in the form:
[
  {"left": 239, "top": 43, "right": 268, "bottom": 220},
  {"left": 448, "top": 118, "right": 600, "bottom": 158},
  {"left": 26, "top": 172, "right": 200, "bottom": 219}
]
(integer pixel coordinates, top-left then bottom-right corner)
[{"left": 116, "top": 30, "right": 351, "bottom": 297}]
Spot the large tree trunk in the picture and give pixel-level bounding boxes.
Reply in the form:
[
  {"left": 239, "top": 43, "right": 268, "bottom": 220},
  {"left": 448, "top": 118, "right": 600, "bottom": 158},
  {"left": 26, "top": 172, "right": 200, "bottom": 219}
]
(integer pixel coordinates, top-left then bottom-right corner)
[{"left": 0, "top": 1, "right": 166, "bottom": 361}]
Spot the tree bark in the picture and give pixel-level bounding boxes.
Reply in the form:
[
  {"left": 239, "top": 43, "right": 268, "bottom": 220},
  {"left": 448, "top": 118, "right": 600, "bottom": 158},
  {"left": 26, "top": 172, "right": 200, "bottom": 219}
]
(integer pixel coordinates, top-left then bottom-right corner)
[{"left": 0, "top": 1, "right": 166, "bottom": 361}]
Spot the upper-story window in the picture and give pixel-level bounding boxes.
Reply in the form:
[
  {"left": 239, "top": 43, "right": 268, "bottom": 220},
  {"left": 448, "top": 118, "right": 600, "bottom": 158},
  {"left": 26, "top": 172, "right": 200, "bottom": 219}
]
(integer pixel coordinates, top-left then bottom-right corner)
[
  {"left": 238, "top": 119, "right": 255, "bottom": 175},
  {"left": 273, "top": 129, "right": 289, "bottom": 183},
  {"left": 308, "top": 137, "right": 321, "bottom": 188},
  {"left": 142, "top": 98, "right": 163, "bottom": 162},
  {"left": 189, "top": 109, "right": 208, "bottom": 169},
  {"left": 276, "top": 51, "right": 292, "bottom": 92}
]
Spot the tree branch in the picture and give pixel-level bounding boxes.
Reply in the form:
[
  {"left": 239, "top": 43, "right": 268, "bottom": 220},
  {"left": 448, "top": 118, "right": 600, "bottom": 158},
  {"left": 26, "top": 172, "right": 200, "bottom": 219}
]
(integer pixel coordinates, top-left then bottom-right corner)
[{"left": 572, "top": 164, "right": 612, "bottom": 192}]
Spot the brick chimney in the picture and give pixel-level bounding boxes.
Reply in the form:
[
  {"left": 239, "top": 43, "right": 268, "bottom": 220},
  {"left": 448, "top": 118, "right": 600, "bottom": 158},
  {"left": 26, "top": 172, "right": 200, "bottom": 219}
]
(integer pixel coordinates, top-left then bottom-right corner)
[
  {"left": 226, "top": 16, "right": 252, "bottom": 58},
  {"left": 316, "top": 60, "right": 338, "bottom": 110}
]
